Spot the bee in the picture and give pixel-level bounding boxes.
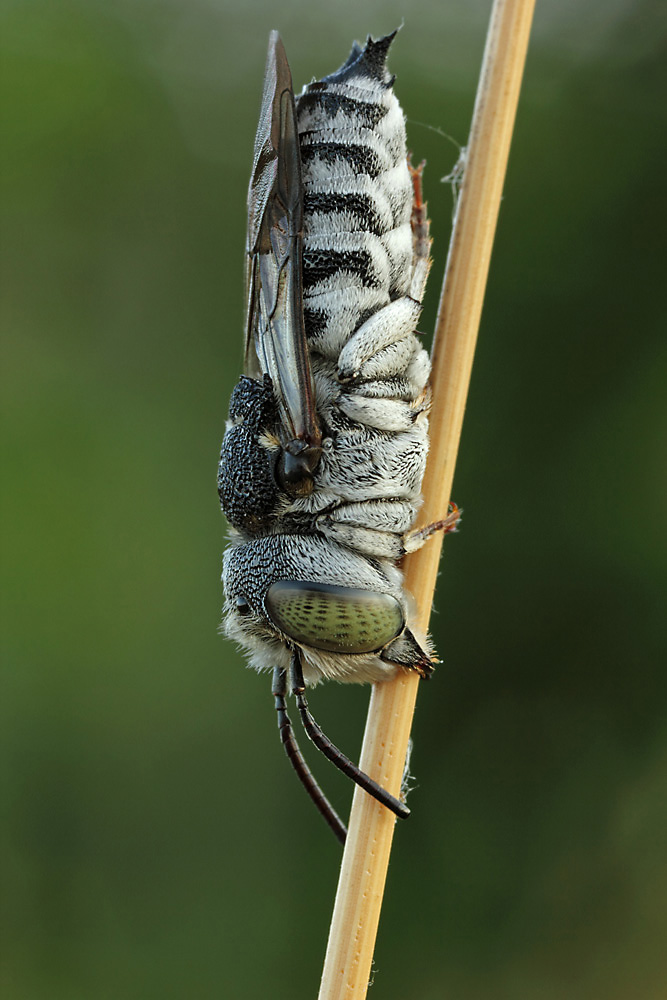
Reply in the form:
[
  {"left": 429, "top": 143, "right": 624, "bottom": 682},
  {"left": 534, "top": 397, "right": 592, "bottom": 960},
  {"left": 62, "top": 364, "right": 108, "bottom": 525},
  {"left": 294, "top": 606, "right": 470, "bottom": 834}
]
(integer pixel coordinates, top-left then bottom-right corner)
[{"left": 218, "top": 30, "right": 457, "bottom": 844}]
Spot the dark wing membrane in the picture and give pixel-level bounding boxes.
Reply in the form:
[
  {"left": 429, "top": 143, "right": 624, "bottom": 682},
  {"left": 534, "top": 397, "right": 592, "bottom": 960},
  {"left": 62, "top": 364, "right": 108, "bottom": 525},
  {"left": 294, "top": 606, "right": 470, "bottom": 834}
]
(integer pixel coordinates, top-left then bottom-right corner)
[{"left": 245, "top": 32, "right": 321, "bottom": 454}]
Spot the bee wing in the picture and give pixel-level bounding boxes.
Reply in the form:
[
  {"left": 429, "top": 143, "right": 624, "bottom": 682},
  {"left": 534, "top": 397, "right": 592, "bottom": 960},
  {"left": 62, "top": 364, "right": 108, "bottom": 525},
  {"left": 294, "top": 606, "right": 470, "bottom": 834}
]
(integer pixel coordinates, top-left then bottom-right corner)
[{"left": 244, "top": 32, "right": 321, "bottom": 454}]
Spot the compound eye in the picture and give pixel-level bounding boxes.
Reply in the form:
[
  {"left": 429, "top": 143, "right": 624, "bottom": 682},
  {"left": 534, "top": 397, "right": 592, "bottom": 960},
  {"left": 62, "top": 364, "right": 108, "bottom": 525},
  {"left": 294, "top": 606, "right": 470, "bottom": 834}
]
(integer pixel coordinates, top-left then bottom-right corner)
[
  {"left": 234, "top": 596, "right": 252, "bottom": 616},
  {"left": 265, "top": 581, "right": 404, "bottom": 654}
]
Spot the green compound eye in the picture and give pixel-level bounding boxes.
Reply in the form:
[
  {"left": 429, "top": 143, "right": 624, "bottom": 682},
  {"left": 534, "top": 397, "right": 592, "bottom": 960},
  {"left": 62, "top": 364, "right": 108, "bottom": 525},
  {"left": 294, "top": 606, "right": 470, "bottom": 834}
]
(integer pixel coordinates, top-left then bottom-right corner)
[{"left": 265, "top": 581, "right": 404, "bottom": 654}]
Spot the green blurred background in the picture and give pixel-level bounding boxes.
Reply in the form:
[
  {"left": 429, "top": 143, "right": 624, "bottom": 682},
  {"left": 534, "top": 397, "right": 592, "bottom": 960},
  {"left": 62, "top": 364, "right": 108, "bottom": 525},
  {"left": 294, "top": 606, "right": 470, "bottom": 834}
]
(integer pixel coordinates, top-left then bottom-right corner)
[{"left": 2, "top": 1, "right": 666, "bottom": 997}]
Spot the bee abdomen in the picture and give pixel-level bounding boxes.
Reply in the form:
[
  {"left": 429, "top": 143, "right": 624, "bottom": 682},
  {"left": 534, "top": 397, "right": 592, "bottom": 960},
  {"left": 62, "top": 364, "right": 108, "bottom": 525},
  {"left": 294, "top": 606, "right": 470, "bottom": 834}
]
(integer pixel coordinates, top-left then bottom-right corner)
[{"left": 297, "top": 33, "right": 413, "bottom": 354}]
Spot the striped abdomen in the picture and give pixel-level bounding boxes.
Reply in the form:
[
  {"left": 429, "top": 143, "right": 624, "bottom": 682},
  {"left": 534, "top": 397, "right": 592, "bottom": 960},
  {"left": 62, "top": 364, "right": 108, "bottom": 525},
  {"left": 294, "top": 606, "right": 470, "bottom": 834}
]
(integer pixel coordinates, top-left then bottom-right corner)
[{"left": 296, "top": 32, "right": 414, "bottom": 362}]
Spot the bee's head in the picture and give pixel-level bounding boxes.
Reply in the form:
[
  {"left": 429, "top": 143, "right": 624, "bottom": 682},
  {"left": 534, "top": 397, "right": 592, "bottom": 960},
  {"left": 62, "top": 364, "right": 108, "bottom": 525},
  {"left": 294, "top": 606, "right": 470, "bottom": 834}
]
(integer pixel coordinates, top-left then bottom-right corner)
[{"left": 222, "top": 535, "right": 415, "bottom": 676}]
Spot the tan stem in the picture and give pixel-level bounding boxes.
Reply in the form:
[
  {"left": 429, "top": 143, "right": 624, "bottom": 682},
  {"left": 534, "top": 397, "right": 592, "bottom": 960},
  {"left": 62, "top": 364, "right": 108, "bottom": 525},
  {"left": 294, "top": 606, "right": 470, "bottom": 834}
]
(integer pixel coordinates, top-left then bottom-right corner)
[{"left": 317, "top": 1, "right": 536, "bottom": 997}]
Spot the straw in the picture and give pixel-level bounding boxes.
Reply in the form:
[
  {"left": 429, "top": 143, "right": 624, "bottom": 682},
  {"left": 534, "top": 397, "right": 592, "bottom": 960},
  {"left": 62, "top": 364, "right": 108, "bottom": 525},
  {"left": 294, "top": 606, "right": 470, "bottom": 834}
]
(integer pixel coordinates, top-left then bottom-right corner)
[{"left": 317, "top": 1, "right": 536, "bottom": 996}]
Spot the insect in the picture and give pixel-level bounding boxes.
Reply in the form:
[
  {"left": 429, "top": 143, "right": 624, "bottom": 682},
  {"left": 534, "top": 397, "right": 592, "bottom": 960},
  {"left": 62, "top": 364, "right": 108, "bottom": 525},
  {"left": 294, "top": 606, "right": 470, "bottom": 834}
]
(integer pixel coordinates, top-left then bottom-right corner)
[{"left": 218, "top": 30, "right": 457, "bottom": 844}]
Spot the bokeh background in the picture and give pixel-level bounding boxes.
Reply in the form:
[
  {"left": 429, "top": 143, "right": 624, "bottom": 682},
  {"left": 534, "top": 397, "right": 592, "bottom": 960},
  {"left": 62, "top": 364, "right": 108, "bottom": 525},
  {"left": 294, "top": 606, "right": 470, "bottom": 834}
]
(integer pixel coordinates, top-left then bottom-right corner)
[{"left": 2, "top": 1, "right": 666, "bottom": 997}]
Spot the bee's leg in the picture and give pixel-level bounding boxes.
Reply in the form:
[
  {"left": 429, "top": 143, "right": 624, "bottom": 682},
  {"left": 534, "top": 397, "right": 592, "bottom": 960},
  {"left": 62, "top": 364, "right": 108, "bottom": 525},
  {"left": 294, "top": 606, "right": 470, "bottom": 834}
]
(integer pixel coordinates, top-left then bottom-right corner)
[
  {"left": 402, "top": 502, "right": 462, "bottom": 553},
  {"left": 338, "top": 391, "right": 430, "bottom": 432},
  {"left": 289, "top": 652, "right": 411, "bottom": 821},
  {"left": 271, "top": 667, "right": 347, "bottom": 845},
  {"left": 336, "top": 298, "right": 422, "bottom": 383},
  {"left": 407, "top": 155, "right": 432, "bottom": 307},
  {"left": 317, "top": 499, "right": 416, "bottom": 559},
  {"left": 346, "top": 344, "right": 430, "bottom": 400},
  {"left": 316, "top": 499, "right": 460, "bottom": 562}
]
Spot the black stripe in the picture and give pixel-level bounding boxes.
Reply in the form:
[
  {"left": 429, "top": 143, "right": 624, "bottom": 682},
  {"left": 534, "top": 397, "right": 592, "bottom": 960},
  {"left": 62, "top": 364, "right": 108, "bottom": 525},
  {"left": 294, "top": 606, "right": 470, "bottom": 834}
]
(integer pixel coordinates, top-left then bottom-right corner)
[
  {"left": 303, "top": 248, "right": 379, "bottom": 289},
  {"left": 303, "top": 304, "right": 383, "bottom": 344},
  {"left": 301, "top": 142, "right": 382, "bottom": 178},
  {"left": 297, "top": 91, "right": 387, "bottom": 130},
  {"left": 303, "top": 191, "right": 385, "bottom": 235},
  {"left": 303, "top": 307, "right": 330, "bottom": 341}
]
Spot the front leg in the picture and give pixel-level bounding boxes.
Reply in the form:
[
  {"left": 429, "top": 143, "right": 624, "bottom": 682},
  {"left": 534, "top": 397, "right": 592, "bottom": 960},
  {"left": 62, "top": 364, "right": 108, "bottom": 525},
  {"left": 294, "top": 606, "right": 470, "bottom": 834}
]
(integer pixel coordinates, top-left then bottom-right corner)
[
  {"left": 316, "top": 500, "right": 461, "bottom": 559},
  {"left": 316, "top": 499, "right": 418, "bottom": 559},
  {"left": 402, "top": 503, "right": 462, "bottom": 553}
]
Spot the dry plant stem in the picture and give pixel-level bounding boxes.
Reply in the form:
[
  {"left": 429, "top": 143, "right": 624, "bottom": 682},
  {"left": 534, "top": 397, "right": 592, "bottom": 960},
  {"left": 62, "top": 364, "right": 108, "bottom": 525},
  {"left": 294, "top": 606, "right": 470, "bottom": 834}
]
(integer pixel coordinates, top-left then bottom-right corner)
[{"left": 317, "top": 1, "right": 536, "bottom": 997}]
